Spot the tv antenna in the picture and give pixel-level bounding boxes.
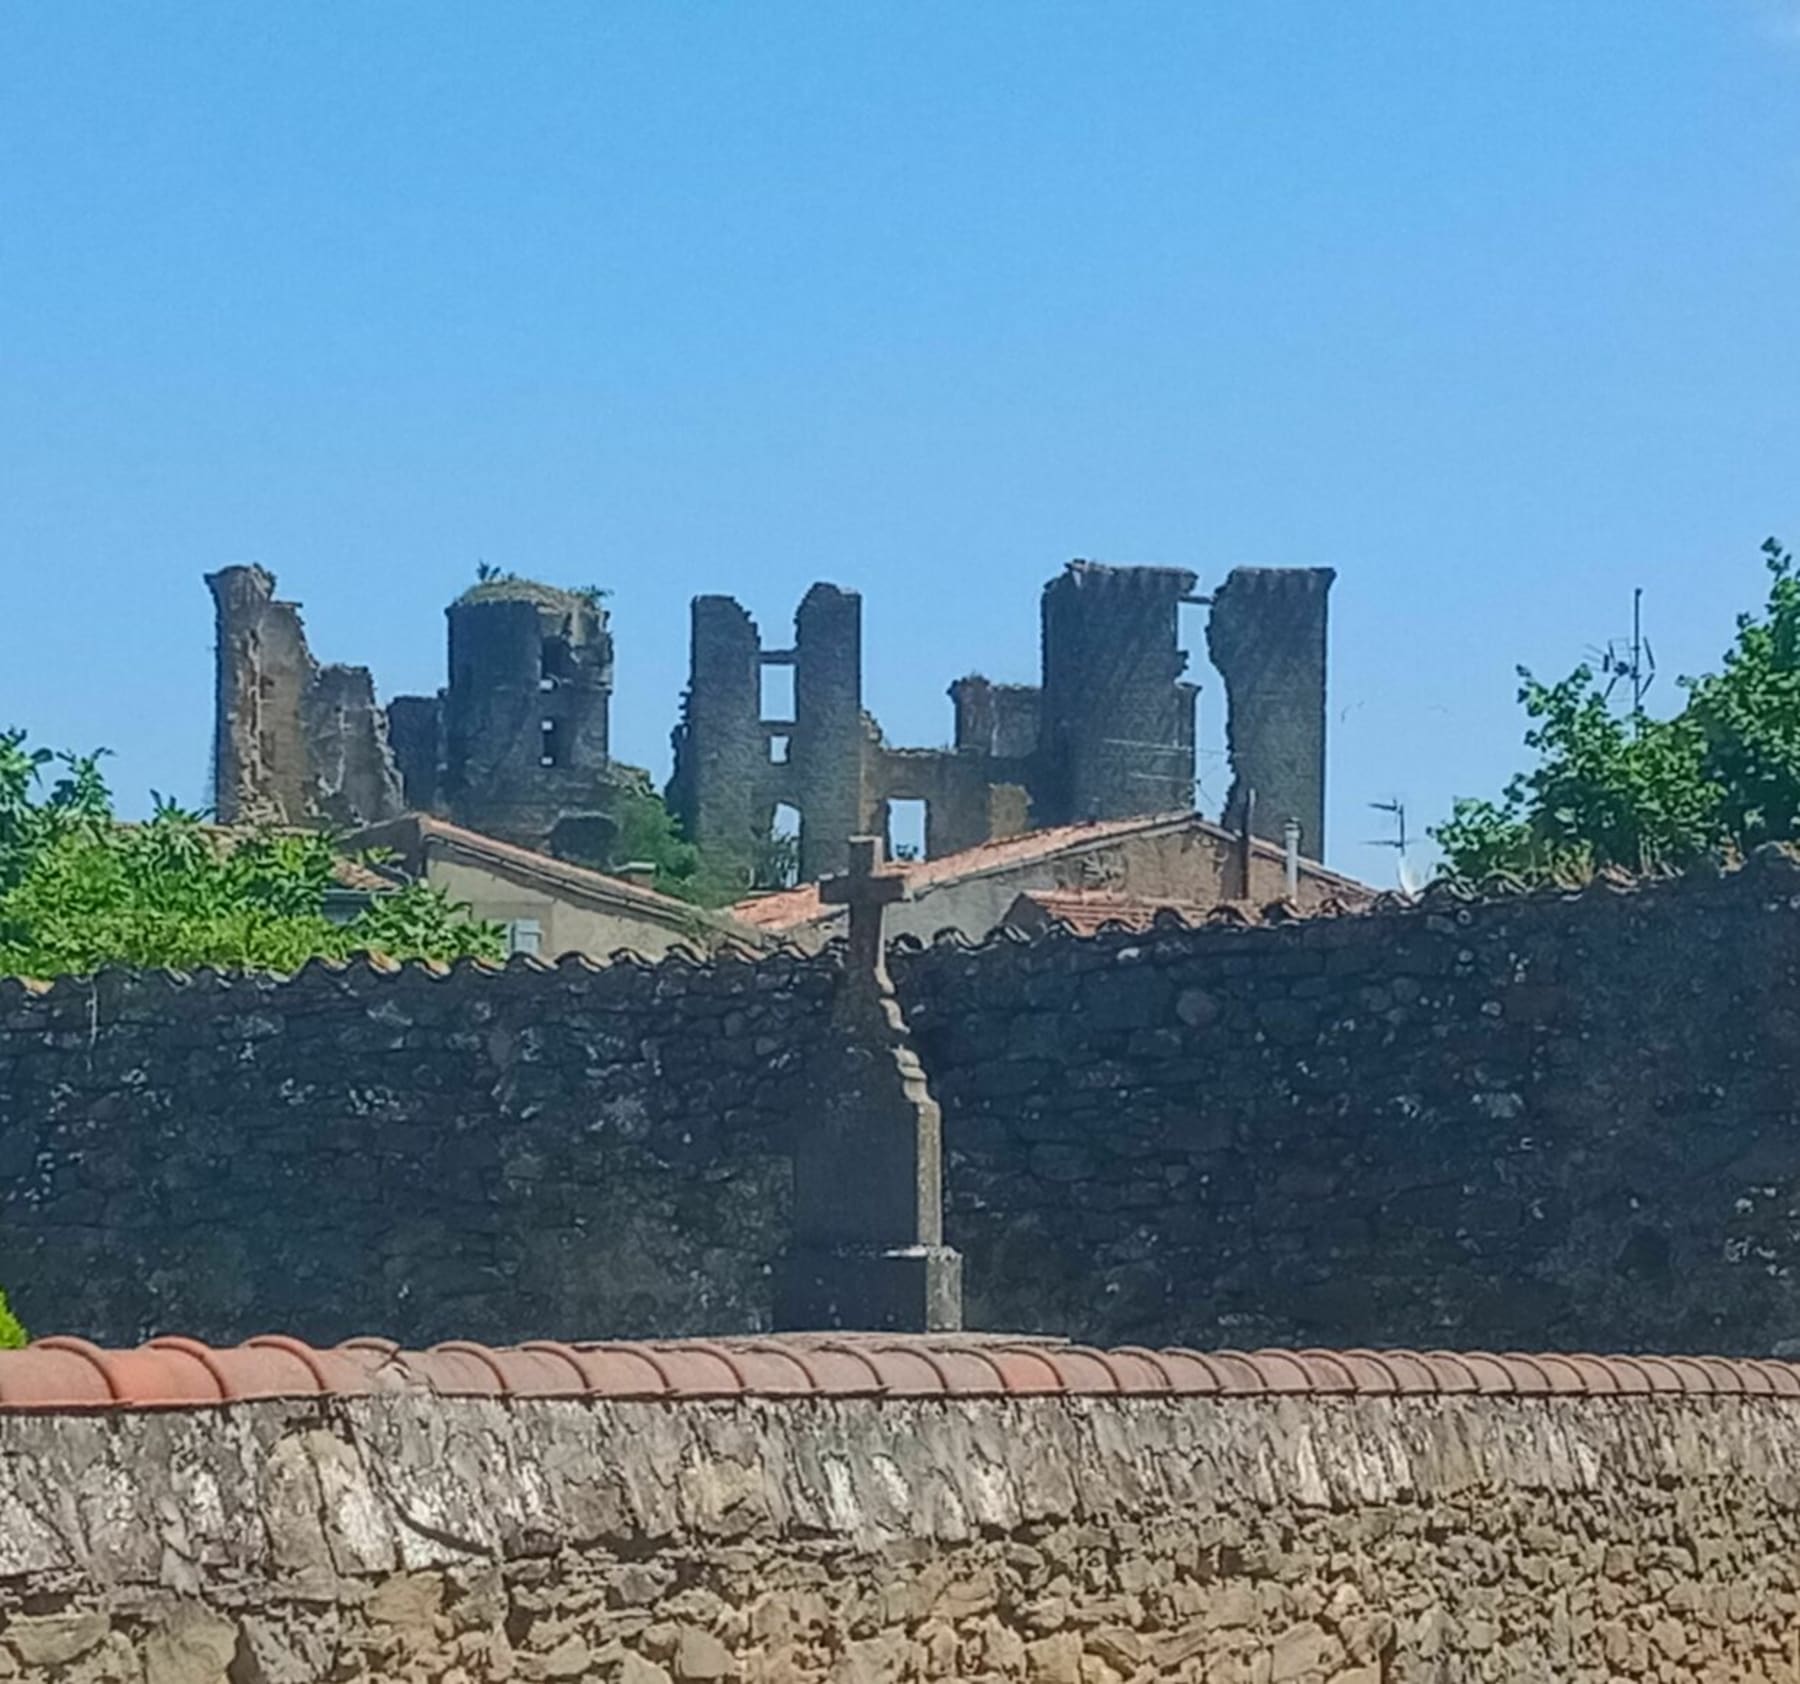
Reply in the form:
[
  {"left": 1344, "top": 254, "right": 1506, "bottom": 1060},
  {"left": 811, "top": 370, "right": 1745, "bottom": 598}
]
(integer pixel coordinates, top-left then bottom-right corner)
[
  {"left": 1368, "top": 797, "right": 1424, "bottom": 894},
  {"left": 1589, "top": 587, "right": 1656, "bottom": 716}
]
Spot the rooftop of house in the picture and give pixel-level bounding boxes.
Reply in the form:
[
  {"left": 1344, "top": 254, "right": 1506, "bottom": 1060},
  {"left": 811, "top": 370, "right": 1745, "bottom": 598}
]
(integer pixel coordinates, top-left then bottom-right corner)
[
  {"left": 0, "top": 1333, "right": 1778, "bottom": 1410},
  {"left": 733, "top": 810, "right": 1371, "bottom": 932},
  {"left": 1003, "top": 887, "right": 1222, "bottom": 937},
  {"left": 345, "top": 813, "right": 766, "bottom": 945}
]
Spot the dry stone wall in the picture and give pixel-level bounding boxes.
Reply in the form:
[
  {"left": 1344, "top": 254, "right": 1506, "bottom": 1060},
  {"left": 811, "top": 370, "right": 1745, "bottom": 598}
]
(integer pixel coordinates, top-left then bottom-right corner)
[
  {"left": 3, "top": 1385, "right": 1800, "bottom": 1683},
  {"left": 893, "top": 852, "right": 1800, "bottom": 1354}
]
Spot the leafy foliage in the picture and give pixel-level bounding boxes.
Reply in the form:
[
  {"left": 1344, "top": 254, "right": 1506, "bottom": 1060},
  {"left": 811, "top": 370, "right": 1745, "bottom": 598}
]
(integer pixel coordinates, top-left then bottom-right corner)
[
  {"left": 0, "top": 733, "right": 503, "bottom": 977},
  {"left": 606, "top": 784, "right": 748, "bottom": 906},
  {"left": 0, "top": 1289, "right": 24, "bottom": 1350},
  {"left": 751, "top": 827, "right": 802, "bottom": 891},
  {"left": 1434, "top": 539, "right": 1800, "bottom": 884}
]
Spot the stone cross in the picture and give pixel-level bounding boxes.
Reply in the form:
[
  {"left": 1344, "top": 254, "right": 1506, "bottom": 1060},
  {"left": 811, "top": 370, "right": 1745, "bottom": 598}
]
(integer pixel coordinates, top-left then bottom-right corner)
[
  {"left": 779, "top": 833, "right": 962, "bottom": 1333},
  {"left": 821, "top": 835, "right": 909, "bottom": 986}
]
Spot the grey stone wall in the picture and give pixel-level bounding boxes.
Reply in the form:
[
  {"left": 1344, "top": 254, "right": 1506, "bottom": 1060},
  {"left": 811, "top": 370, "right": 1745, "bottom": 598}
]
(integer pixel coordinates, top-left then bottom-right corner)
[
  {"left": 9, "top": 858, "right": 1800, "bottom": 1356},
  {"left": 0, "top": 954, "right": 834, "bottom": 1347},
  {"left": 895, "top": 852, "right": 1800, "bottom": 1354},
  {"left": 1037, "top": 562, "right": 1198, "bottom": 825},
  {"left": 1208, "top": 566, "right": 1334, "bottom": 855},
  {"left": 207, "top": 565, "right": 405, "bottom": 831},
  {"left": 437, "top": 587, "right": 618, "bottom": 854},
  {"left": 4, "top": 1385, "right": 1800, "bottom": 1681}
]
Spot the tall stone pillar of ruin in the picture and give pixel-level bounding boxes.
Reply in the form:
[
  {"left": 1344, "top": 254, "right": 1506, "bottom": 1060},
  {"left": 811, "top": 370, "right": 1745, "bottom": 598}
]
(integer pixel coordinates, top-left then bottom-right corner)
[
  {"left": 206, "top": 566, "right": 406, "bottom": 831},
  {"left": 207, "top": 565, "right": 338, "bottom": 827},
  {"left": 1206, "top": 566, "right": 1335, "bottom": 858},
  {"left": 667, "top": 595, "right": 767, "bottom": 877},
  {"left": 1037, "top": 563, "right": 1199, "bottom": 825},
  {"left": 790, "top": 584, "right": 866, "bottom": 882}
]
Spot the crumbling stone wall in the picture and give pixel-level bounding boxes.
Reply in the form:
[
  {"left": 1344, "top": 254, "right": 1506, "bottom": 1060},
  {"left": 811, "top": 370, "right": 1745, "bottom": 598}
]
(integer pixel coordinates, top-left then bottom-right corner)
[
  {"left": 1208, "top": 566, "right": 1334, "bottom": 856},
  {"left": 207, "top": 566, "right": 405, "bottom": 829},
  {"left": 428, "top": 581, "right": 620, "bottom": 854},
  {"left": 1036, "top": 562, "right": 1199, "bottom": 825},
  {"left": 895, "top": 852, "right": 1800, "bottom": 1354},
  {"left": 671, "top": 560, "right": 1332, "bottom": 883},
  {"left": 208, "top": 569, "right": 629, "bottom": 859},
  {"left": 0, "top": 954, "right": 838, "bottom": 1347},
  {"left": 4, "top": 1384, "right": 1800, "bottom": 1682}
]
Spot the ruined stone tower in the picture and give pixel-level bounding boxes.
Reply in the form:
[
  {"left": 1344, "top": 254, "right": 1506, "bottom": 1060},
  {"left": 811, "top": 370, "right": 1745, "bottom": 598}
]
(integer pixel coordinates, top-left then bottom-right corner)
[
  {"left": 668, "top": 559, "right": 1334, "bottom": 881},
  {"left": 1037, "top": 563, "right": 1199, "bottom": 825},
  {"left": 209, "top": 570, "right": 623, "bottom": 857},
  {"left": 207, "top": 566, "right": 404, "bottom": 829},
  {"left": 666, "top": 584, "right": 867, "bottom": 883},
  {"left": 1207, "top": 567, "right": 1334, "bottom": 859},
  {"left": 390, "top": 581, "right": 617, "bottom": 854}
]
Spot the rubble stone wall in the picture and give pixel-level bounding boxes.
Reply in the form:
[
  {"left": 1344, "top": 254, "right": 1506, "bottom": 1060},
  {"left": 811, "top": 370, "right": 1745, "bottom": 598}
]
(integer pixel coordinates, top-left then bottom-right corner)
[
  {"left": 2, "top": 1387, "right": 1798, "bottom": 1683},
  {"left": 7, "top": 860, "right": 1800, "bottom": 1354},
  {"left": 894, "top": 854, "right": 1800, "bottom": 1354},
  {"left": 0, "top": 954, "right": 835, "bottom": 1347}
]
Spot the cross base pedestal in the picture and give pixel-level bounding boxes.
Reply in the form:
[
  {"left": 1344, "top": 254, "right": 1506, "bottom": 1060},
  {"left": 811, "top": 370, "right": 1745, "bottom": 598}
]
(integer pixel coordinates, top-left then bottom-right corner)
[{"left": 775, "top": 1244, "right": 963, "bottom": 1335}]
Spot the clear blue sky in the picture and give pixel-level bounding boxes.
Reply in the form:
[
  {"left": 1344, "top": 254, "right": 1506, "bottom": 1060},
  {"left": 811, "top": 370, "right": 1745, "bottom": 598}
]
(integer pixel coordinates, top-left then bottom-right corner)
[{"left": 4, "top": 2, "right": 1798, "bottom": 883}]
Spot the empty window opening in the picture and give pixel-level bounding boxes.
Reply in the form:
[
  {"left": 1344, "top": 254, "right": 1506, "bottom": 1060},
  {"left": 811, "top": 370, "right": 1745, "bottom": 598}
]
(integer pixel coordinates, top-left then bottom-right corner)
[
  {"left": 760, "top": 662, "right": 795, "bottom": 724},
  {"left": 768, "top": 733, "right": 791, "bottom": 764},
  {"left": 756, "top": 803, "right": 803, "bottom": 890},
  {"left": 540, "top": 637, "right": 572, "bottom": 686},
  {"left": 888, "top": 798, "right": 927, "bottom": 862},
  {"left": 506, "top": 918, "right": 543, "bottom": 957},
  {"left": 1178, "top": 598, "right": 1221, "bottom": 815},
  {"left": 540, "top": 718, "right": 561, "bottom": 767}
]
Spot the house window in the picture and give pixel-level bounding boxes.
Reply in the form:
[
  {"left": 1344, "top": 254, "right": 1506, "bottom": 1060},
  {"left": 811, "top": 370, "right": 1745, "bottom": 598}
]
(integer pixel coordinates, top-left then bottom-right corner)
[
  {"left": 540, "top": 719, "right": 561, "bottom": 767},
  {"left": 506, "top": 918, "right": 543, "bottom": 957}
]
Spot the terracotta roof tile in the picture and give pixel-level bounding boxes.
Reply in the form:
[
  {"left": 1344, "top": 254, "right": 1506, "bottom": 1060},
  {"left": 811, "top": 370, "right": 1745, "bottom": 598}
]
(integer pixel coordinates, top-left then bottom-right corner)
[
  {"left": 0, "top": 1335, "right": 1789, "bottom": 1411},
  {"left": 734, "top": 812, "right": 1369, "bottom": 931},
  {"left": 1008, "top": 889, "right": 1219, "bottom": 936}
]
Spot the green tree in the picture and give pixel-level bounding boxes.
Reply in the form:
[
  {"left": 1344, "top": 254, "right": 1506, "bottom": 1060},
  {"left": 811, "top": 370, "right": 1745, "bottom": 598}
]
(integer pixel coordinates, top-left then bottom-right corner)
[
  {"left": 0, "top": 733, "right": 504, "bottom": 977},
  {"left": 0, "top": 1289, "right": 24, "bottom": 1350},
  {"left": 606, "top": 784, "right": 751, "bottom": 907},
  {"left": 1434, "top": 539, "right": 1800, "bottom": 884}
]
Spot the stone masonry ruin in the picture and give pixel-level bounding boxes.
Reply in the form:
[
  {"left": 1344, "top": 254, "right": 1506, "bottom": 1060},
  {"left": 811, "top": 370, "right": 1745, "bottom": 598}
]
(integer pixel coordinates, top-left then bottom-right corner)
[
  {"left": 667, "top": 562, "right": 1336, "bottom": 885},
  {"left": 209, "top": 558, "right": 1335, "bottom": 889},
  {"left": 208, "top": 567, "right": 626, "bottom": 859}
]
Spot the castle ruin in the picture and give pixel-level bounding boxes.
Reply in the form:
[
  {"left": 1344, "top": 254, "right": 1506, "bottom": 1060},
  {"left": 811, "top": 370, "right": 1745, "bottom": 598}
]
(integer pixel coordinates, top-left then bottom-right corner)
[
  {"left": 668, "top": 561, "right": 1335, "bottom": 882},
  {"left": 207, "top": 567, "right": 625, "bottom": 858},
  {"left": 209, "top": 557, "right": 1335, "bottom": 882}
]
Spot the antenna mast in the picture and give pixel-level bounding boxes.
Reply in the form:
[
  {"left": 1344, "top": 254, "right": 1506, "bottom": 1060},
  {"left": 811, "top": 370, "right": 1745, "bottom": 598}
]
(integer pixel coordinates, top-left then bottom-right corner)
[
  {"left": 1367, "top": 798, "right": 1417, "bottom": 892},
  {"left": 1594, "top": 588, "right": 1656, "bottom": 723}
]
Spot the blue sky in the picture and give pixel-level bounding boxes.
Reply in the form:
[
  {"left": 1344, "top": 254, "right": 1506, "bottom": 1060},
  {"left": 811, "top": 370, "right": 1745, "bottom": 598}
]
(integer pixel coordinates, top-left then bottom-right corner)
[{"left": 3, "top": 2, "right": 1798, "bottom": 883}]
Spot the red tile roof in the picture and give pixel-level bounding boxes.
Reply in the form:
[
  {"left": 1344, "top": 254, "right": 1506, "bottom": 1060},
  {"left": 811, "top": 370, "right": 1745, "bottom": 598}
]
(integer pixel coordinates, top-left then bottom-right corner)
[
  {"left": 734, "top": 812, "right": 1369, "bottom": 932},
  {"left": 1006, "top": 889, "right": 1220, "bottom": 936},
  {"left": 0, "top": 1335, "right": 1787, "bottom": 1410}
]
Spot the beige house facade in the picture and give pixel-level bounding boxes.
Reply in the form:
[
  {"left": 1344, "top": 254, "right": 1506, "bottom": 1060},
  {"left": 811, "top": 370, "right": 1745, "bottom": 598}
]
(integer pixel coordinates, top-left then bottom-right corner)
[{"left": 346, "top": 816, "right": 767, "bottom": 961}]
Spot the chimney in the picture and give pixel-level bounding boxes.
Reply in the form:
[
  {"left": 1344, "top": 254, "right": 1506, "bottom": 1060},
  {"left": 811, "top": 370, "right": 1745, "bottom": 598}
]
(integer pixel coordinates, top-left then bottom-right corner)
[{"left": 619, "top": 861, "right": 658, "bottom": 892}]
